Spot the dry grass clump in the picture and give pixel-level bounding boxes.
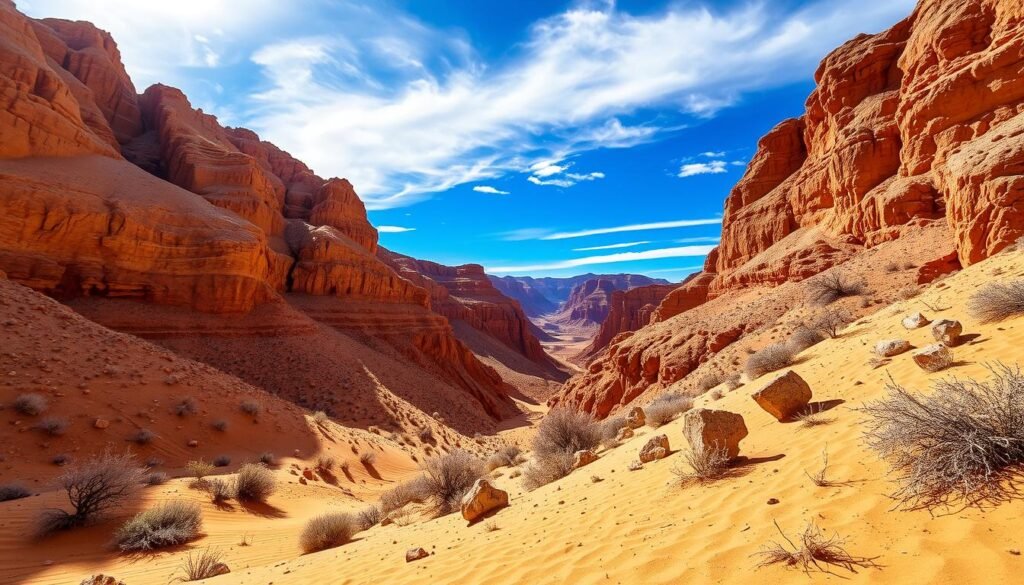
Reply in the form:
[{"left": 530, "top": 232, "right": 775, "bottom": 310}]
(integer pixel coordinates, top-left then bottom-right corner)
[
  {"left": 745, "top": 343, "right": 795, "bottom": 379},
  {"left": 788, "top": 325, "right": 824, "bottom": 352},
  {"left": 187, "top": 460, "right": 214, "bottom": 481},
  {"left": 146, "top": 472, "right": 169, "bottom": 486},
  {"left": 239, "top": 400, "right": 261, "bottom": 416},
  {"left": 311, "top": 411, "right": 328, "bottom": 426},
  {"left": 794, "top": 404, "right": 837, "bottom": 428},
  {"left": 645, "top": 393, "right": 693, "bottom": 427},
  {"left": 207, "top": 479, "right": 233, "bottom": 504},
  {"left": 37, "top": 450, "right": 144, "bottom": 536},
  {"left": 671, "top": 444, "right": 732, "bottom": 485},
  {"left": 234, "top": 464, "right": 275, "bottom": 503},
  {"left": 804, "top": 449, "right": 841, "bottom": 487},
  {"left": 756, "top": 520, "right": 878, "bottom": 575},
  {"left": 724, "top": 373, "right": 743, "bottom": 390},
  {"left": 0, "top": 483, "right": 30, "bottom": 502},
  {"left": 213, "top": 455, "right": 231, "bottom": 468},
  {"left": 806, "top": 270, "right": 865, "bottom": 306},
  {"left": 522, "top": 452, "right": 575, "bottom": 491},
  {"left": 861, "top": 364, "right": 1024, "bottom": 509},
  {"left": 533, "top": 409, "right": 601, "bottom": 459},
  {"left": 897, "top": 285, "right": 921, "bottom": 300},
  {"left": 13, "top": 393, "right": 47, "bottom": 416},
  {"left": 379, "top": 476, "right": 429, "bottom": 514},
  {"left": 968, "top": 280, "right": 1024, "bottom": 323},
  {"left": 115, "top": 501, "right": 202, "bottom": 551},
  {"left": 315, "top": 455, "right": 336, "bottom": 474},
  {"left": 211, "top": 419, "right": 228, "bottom": 432},
  {"left": 599, "top": 415, "right": 626, "bottom": 446},
  {"left": 132, "top": 429, "right": 155, "bottom": 445},
  {"left": 175, "top": 397, "right": 197, "bottom": 417},
  {"left": 173, "top": 547, "right": 224, "bottom": 582},
  {"left": 356, "top": 505, "right": 383, "bottom": 530},
  {"left": 486, "top": 445, "right": 523, "bottom": 471},
  {"left": 359, "top": 451, "right": 377, "bottom": 466},
  {"left": 417, "top": 426, "right": 435, "bottom": 443},
  {"left": 35, "top": 416, "right": 68, "bottom": 436},
  {"left": 422, "top": 450, "right": 484, "bottom": 515},
  {"left": 697, "top": 371, "right": 724, "bottom": 392},
  {"left": 258, "top": 452, "right": 277, "bottom": 466},
  {"left": 300, "top": 512, "right": 356, "bottom": 553}
]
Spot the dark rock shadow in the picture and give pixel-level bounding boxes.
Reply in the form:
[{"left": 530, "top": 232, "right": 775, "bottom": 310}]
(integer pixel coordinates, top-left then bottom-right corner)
[
  {"left": 363, "top": 463, "right": 382, "bottom": 480},
  {"left": 957, "top": 333, "right": 983, "bottom": 346},
  {"left": 732, "top": 453, "right": 786, "bottom": 469},
  {"left": 237, "top": 500, "right": 287, "bottom": 519}
]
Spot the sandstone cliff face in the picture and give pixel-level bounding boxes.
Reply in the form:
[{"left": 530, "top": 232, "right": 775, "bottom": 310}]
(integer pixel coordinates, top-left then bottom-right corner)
[
  {"left": 582, "top": 282, "right": 678, "bottom": 359},
  {"left": 491, "top": 273, "right": 670, "bottom": 319},
  {"left": 556, "top": 0, "right": 1024, "bottom": 416}
]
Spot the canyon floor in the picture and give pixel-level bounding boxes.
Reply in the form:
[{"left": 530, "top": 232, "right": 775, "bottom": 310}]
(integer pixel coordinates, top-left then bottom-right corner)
[{"left": 3, "top": 246, "right": 1023, "bottom": 585}]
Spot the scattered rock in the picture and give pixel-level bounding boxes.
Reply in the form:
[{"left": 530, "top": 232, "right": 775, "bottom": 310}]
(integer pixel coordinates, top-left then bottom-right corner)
[
  {"left": 875, "top": 339, "right": 911, "bottom": 357},
  {"left": 638, "top": 435, "right": 669, "bottom": 463},
  {"left": 406, "top": 547, "right": 429, "bottom": 562},
  {"left": 912, "top": 344, "right": 953, "bottom": 372},
  {"left": 627, "top": 461, "right": 642, "bottom": 471},
  {"left": 931, "top": 319, "right": 963, "bottom": 346},
  {"left": 751, "top": 370, "right": 811, "bottom": 422},
  {"left": 572, "top": 450, "right": 598, "bottom": 469},
  {"left": 80, "top": 576, "right": 126, "bottom": 585},
  {"left": 460, "top": 478, "right": 509, "bottom": 522},
  {"left": 625, "top": 406, "right": 646, "bottom": 429},
  {"left": 682, "top": 408, "right": 748, "bottom": 460},
  {"left": 93, "top": 418, "right": 109, "bottom": 429},
  {"left": 210, "top": 563, "right": 231, "bottom": 576},
  {"left": 187, "top": 439, "right": 199, "bottom": 447},
  {"left": 767, "top": 498, "right": 779, "bottom": 505},
  {"left": 615, "top": 427, "right": 634, "bottom": 441},
  {"left": 302, "top": 468, "right": 315, "bottom": 480},
  {"left": 902, "top": 312, "right": 931, "bottom": 329},
  {"left": 1009, "top": 549, "right": 1021, "bottom": 556}
]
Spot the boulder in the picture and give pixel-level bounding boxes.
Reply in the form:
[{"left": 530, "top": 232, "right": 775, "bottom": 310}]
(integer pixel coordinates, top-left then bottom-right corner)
[
  {"left": 187, "top": 439, "right": 199, "bottom": 448},
  {"left": 210, "top": 563, "right": 230, "bottom": 577},
  {"left": 460, "top": 479, "right": 508, "bottom": 522},
  {"left": 638, "top": 435, "right": 670, "bottom": 463},
  {"left": 902, "top": 312, "right": 931, "bottom": 329},
  {"left": 406, "top": 547, "right": 429, "bottom": 562},
  {"left": 931, "top": 319, "right": 962, "bottom": 346},
  {"left": 572, "top": 450, "right": 598, "bottom": 469},
  {"left": 625, "top": 406, "right": 646, "bottom": 429},
  {"left": 875, "top": 339, "right": 911, "bottom": 357},
  {"left": 751, "top": 370, "right": 812, "bottom": 422},
  {"left": 615, "top": 427, "right": 634, "bottom": 441},
  {"left": 912, "top": 344, "right": 952, "bottom": 372},
  {"left": 682, "top": 409, "right": 748, "bottom": 460}
]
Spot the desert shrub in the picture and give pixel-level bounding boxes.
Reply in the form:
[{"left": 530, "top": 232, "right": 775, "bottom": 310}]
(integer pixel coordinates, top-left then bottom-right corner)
[
  {"left": 359, "top": 451, "right": 377, "bottom": 466},
  {"left": 211, "top": 419, "right": 228, "bottom": 432},
  {"left": 532, "top": 409, "right": 601, "bottom": 459},
  {"left": 37, "top": 450, "right": 144, "bottom": 535},
  {"left": 861, "top": 363, "right": 1024, "bottom": 509},
  {"left": 175, "top": 397, "right": 198, "bottom": 417},
  {"left": 788, "top": 326, "right": 825, "bottom": 352},
  {"left": 311, "top": 411, "right": 328, "bottom": 425},
  {"left": 52, "top": 454, "right": 70, "bottom": 466},
  {"left": 599, "top": 415, "right": 626, "bottom": 445},
  {"left": 897, "top": 286, "right": 921, "bottom": 300},
  {"left": 132, "top": 429, "right": 155, "bottom": 445},
  {"left": 422, "top": 450, "right": 484, "bottom": 515},
  {"left": 885, "top": 261, "right": 899, "bottom": 273},
  {"left": 239, "top": 400, "right": 261, "bottom": 416},
  {"left": 356, "top": 505, "right": 383, "bottom": 530},
  {"left": 213, "top": 455, "right": 231, "bottom": 468},
  {"left": 379, "top": 476, "right": 429, "bottom": 514},
  {"left": 671, "top": 444, "right": 731, "bottom": 485},
  {"left": 300, "top": 512, "right": 356, "bottom": 553},
  {"left": 756, "top": 520, "right": 878, "bottom": 575},
  {"left": 522, "top": 452, "right": 575, "bottom": 491},
  {"left": 806, "top": 270, "right": 865, "bottom": 306},
  {"left": 745, "top": 343, "right": 795, "bottom": 379},
  {"left": 145, "top": 457, "right": 163, "bottom": 468},
  {"left": 186, "top": 460, "right": 214, "bottom": 481},
  {"left": 794, "top": 404, "right": 836, "bottom": 428},
  {"left": 35, "top": 417, "right": 68, "bottom": 436},
  {"left": 485, "top": 445, "right": 523, "bottom": 471},
  {"left": 0, "top": 483, "right": 30, "bottom": 502},
  {"left": 146, "top": 472, "right": 169, "bottom": 486},
  {"left": 13, "top": 393, "right": 47, "bottom": 416},
  {"left": 315, "top": 455, "right": 336, "bottom": 473},
  {"left": 809, "top": 308, "right": 852, "bottom": 339},
  {"left": 645, "top": 393, "right": 693, "bottom": 427},
  {"left": 724, "top": 373, "right": 743, "bottom": 390},
  {"left": 258, "top": 452, "right": 277, "bottom": 466},
  {"left": 207, "top": 478, "right": 233, "bottom": 503},
  {"left": 417, "top": 426, "right": 435, "bottom": 443},
  {"left": 174, "top": 547, "right": 224, "bottom": 582},
  {"left": 697, "top": 371, "right": 724, "bottom": 392},
  {"left": 968, "top": 280, "right": 1024, "bottom": 323},
  {"left": 234, "top": 464, "right": 275, "bottom": 502},
  {"left": 115, "top": 500, "right": 201, "bottom": 551}
]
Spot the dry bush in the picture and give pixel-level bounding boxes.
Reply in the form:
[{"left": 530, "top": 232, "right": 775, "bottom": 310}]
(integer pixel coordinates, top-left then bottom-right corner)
[
  {"left": 968, "top": 280, "right": 1024, "bottom": 323},
  {"left": 788, "top": 326, "right": 825, "bottom": 353},
  {"left": 422, "top": 450, "right": 484, "bottom": 515},
  {"left": 35, "top": 417, "right": 68, "bottom": 436},
  {"left": 187, "top": 460, "right": 214, "bottom": 481},
  {"left": 809, "top": 307, "right": 852, "bottom": 339},
  {"left": 175, "top": 397, "right": 197, "bottom": 417},
  {"left": 52, "top": 454, "right": 70, "bottom": 466},
  {"left": 173, "top": 547, "right": 224, "bottom": 582},
  {"left": 300, "top": 512, "right": 356, "bottom": 553},
  {"left": 532, "top": 409, "right": 601, "bottom": 459},
  {"left": 756, "top": 520, "right": 878, "bottom": 575},
  {"left": 213, "top": 455, "right": 231, "bottom": 468},
  {"left": 37, "top": 450, "right": 145, "bottom": 535},
  {"left": 671, "top": 444, "right": 731, "bottom": 485},
  {"left": 211, "top": 419, "right": 228, "bottom": 432},
  {"left": 359, "top": 451, "right": 377, "bottom": 466},
  {"left": 862, "top": 364, "right": 1024, "bottom": 509},
  {"left": 146, "top": 472, "right": 169, "bottom": 486},
  {"left": 645, "top": 393, "right": 693, "bottom": 427},
  {"left": 239, "top": 400, "right": 261, "bottom": 416},
  {"left": 356, "top": 505, "right": 383, "bottom": 530},
  {"left": 599, "top": 415, "right": 626, "bottom": 446},
  {"left": 806, "top": 270, "right": 865, "bottom": 306},
  {"left": 0, "top": 483, "right": 30, "bottom": 502},
  {"left": 207, "top": 479, "right": 233, "bottom": 504},
  {"left": 805, "top": 449, "right": 838, "bottom": 487},
  {"left": 522, "top": 452, "right": 575, "bottom": 491},
  {"left": 258, "top": 452, "right": 277, "bottom": 466},
  {"left": 13, "top": 393, "right": 47, "bottom": 416},
  {"left": 311, "top": 411, "right": 328, "bottom": 425},
  {"left": 115, "top": 500, "right": 202, "bottom": 551},
  {"left": 132, "top": 429, "right": 155, "bottom": 445},
  {"left": 745, "top": 343, "right": 795, "bottom": 379},
  {"left": 897, "top": 286, "right": 921, "bottom": 300},
  {"left": 486, "top": 445, "right": 522, "bottom": 471},
  {"left": 697, "top": 371, "right": 725, "bottom": 392},
  {"left": 417, "top": 426, "right": 434, "bottom": 443},
  {"left": 234, "top": 464, "right": 275, "bottom": 502},
  {"left": 794, "top": 404, "right": 836, "bottom": 428},
  {"left": 724, "top": 373, "right": 743, "bottom": 390},
  {"left": 379, "top": 476, "right": 429, "bottom": 514},
  {"left": 315, "top": 455, "right": 336, "bottom": 473}
]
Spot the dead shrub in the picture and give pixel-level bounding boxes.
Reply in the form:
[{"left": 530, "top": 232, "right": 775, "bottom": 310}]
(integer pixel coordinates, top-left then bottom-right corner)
[
  {"left": 671, "top": 443, "right": 732, "bottom": 485},
  {"left": 0, "top": 483, "right": 30, "bottom": 502},
  {"left": 213, "top": 455, "right": 231, "bottom": 468},
  {"left": 599, "top": 415, "right": 626, "bottom": 446},
  {"left": 13, "top": 393, "right": 47, "bottom": 416},
  {"left": 794, "top": 404, "right": 836, "bottom": 428},
  {"left": 486, "top": 445, "right": 522, "bottom": 471},
  {"left": 35, "top": 417, "right": 68, "bottom": 436},
  {"left": 186, "top": 460, "right": 214, "bottom": 482},
  {"left": 210, "top": 419, "right": 228, "bottom": 432},
  {"left": 174, "top": 397, "right": 197, "bottom": 417},
  {"left": 968, "top": 280, "right": 1024, "bottom": 323},
  {"left": 897, "top": 286, "right": 921, "bottom": 300},
  {"left": 522, "top": 452, "right": 575, "bottom": 491},
  {"left": 234, "top": 464, "right": 275, "bottom": 503},
  {"left": 788, "top": 326, "right": 825, "bottom": 353},
  {"left": 861, "top": 364, "right": 1024, "bottom": 509},
  {"left": 239, "top": 400, "right": 261, "bottom": 416},
  {"left": 417, "top": 426, "right": 435, "bottom": 443},
  {"left": 173, "top": 547, "right": 224, "bottom": 582},
  {"left": 745, "top": 343, "right": 795, "bottom": 379},
  {"left": 315, "top": 455, "right": 336, "bottom": 474},
  {"left": 697, "top": 371, "right": 724, "bottom": 392},
  {"left": 532, "top": 409, "right": 601, "bottom": 459},
  {"left": 809, "top": 307, "right": 852, "bottom": 339},
  {"left": 115, "top": 500, "right": 202, "bottom": 552},
  {"left": 806, "top": 270, "right": 865, "bottom": 306},
  {"left": 356, "top": 505, "right": 383, "bottom": 529},
  {"left": 258, "top": 452, "right": 277, "bottom": 466},
  {"left": 37, "top": 450, "right": 144, "bottom": 536},
  {"left": 300, "top": 512, "right": 356, "bottom": 553},
  {"left": 146, "top": 472, "right": 169, "bottom": 486},
  {"left": 756, "top": 520, "right": 878, "bottom": 575},
  {"left": 311, "top": 411, "right": 328, "bottom": 425},
  {"left": 132, "top": 429, "right": 155, "bottom": 445},
  {"left": 378, "top": 476, "right": 429, "bottom": 514},
  {"left": 207, "top": 479, "right": 233, "bottom": 504},
  {"left": 421, "top": 450, "right": 484, "bottom": 515},
  {"left": 359, "top": 452, "right": 376, "bottom": 466},
  {"left": 645, "top": 393, "right": 693, "bottom": 427}
]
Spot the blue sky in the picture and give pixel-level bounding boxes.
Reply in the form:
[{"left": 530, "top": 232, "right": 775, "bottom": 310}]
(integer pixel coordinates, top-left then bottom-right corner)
[{"left": 22, "top": 0, "right": 915, "bottom": 280}]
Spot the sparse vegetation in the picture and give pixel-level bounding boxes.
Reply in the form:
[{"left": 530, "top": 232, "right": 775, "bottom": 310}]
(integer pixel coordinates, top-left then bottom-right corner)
[
  {"left": 175, "top": 397, "right": 198, "bottom": 417},
  {"left": 756, "top": 520, "right": 878, "bottom": 575},
  {"left": 115, "top": 500, "right": 202, "bottom": 551},
  {"left": 207, "top": 478, "right": 233, "bottom": 504},
  {"left": 897, "top": 285, "right": 921, "bottom": 300},
  {"left": 37, "top": 450, "right": 145, "bottom": 536},
  {"left": 745, "top": 343, "right": 796, "bottom": 379},
  {"left": 522, "top": 452, "right": 575, "bottom": 491},
  {"left": 417, "top": 426, "right": 435, "bottom": 443},
  {"left": 211, "top": 419, "right": 228, "bottom": 432},
  {"left": 532, "top": 409, "right": 601, "bottom": 459},
  {"left": 239, "top": 400, "right": 261, "bottom": 416},
  {"left": 35, "top": 417, "right": 68, "bottom": 436},
  {"left": 805, "top": 448, "right": 838, "bottom": 487},
  {"left": 132, "top": 429, "right": 155, "bottom": 445},
  {"left": 422, "top": 450, "right": 484, "bottom": 515},
  {"left": 213, "top": 455, "right": 231, "bottom": 467},
  {"left": 234, "top": 464, "right": 275, "bottom": 503},
  {"left": 13, "top": 393, "right": 47, "bottom": 416},
  {"left": 173, "top": 547, "right": 224, "bottom": 582},
  {"left": 300, "top": 512, "right": 356, "bottom": 553},
  {"left": 599, "top": 415, "right": 626, "bottom": 446},
  {"left": 311, "top": 411, "right": 328, "bottom": 425},
  {"left": 794, "top": 404, "right": 836, "bottom": 428},
  {"left": 671, "top": 444, "right": 732, "bottom": 485},
  {"left": 0, "top": 483, "right": 30, "bottom": 502},
  {"left": 379, "top": 476, "right": 429, "bottom": 514},
  {"left": 806, "top": 270, "right": 865, "bottom": 306},
  {"left": 187, "top": 460, "right": 215, "bottom": 482},
  {"left": 356, "top": 505, "right": 383, "bottom": 529},
  {"left": 315, "top": 455, "right": 336, "bottom": 474},
  {"left": 968, "top": 280, "right": 1024, "bottom": 323},
  {"left": 146, "top": 472, "right": 169, "bottom": 486},
  {"left": 359, "top": 452, "right": 377, "bottom": 466},
  {"left": 258, "top": 452, "right": 277, "bottom": 466},
  {"left": 862, "top": 364, "right": 1024, "bottom": 509},
  {"left": 645, "top": 393, "right": 693, "bottom": 427},
  {"left": 486, "top": 445, "right": 523, "bottom": 471},
  {"left": 788, "top": 326, "right": 825, "bottom": 352},
  {"left": 697, "top": 371, "right": 724, "bottom": 392},
  {"left": 809, "top": 307, "right": 852, "bottom": 338}
]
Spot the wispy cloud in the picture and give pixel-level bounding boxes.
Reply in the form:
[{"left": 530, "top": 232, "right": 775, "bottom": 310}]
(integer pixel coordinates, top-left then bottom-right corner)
[
  {"left": 488, "top": 245, "right": 716, "bottom": 274},
  {"left": 643, "top": 265, "right": 705, "bottom": 274},
  {"left": 473, "top": 186, "right": 510, "bottom": 195},
  {"left": 701, "top": 151, "right": 725, "bottom": 158},
  {"left": 534, "top": 218, "right": 722, "bottom": 241},
  {"left": 526, "top": 161, "right": 605, "bottom": 188},
  {"left": 674, "top": 236, "right": 721, "bottom": 244},
  {"left": 572, "top": 241, "right": 651, "bottom": 252},
  {"left": 377, "top": 225, "right": 416, "bottom": 233},
  {"left": 678, "top": 160, "right": 728, "bottom": 177}
]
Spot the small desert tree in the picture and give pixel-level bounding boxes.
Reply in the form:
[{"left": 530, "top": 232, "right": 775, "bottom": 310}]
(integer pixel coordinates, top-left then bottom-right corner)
[{"left": 38, "top": 450, "right": 145, "bottom": 535}]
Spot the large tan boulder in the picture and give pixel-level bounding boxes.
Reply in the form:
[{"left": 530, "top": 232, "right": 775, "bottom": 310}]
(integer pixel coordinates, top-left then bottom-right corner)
[
  {"left": 912, "top": 344, "right": 952, "bottom": 372},
  {"left": 625, "top": 406, "right": 646, "bottom": 429},
  {"left": 931, "top": 319, "right": 962, "bottom": 346},
  {"left": 460, "top": 478, "right": 508, "bottom": 522},
  {"left": 751, "top": 370, "right": 812, "bottom": 421},
  {"left": 638, "top": 435, "right": 670, "bottom": 463},
  {"left": 683, "top": 409, "right": 748, "bottom": 460},
  {"left": 875, "top": 339, "right": 911, "bottom": 357}
]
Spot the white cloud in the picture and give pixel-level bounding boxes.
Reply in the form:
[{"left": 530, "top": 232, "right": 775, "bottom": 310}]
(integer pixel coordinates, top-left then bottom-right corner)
[
  {"left": 540, "top": 218, "right": 722, "bottom": 240},
  {"left": 678, "top": 160, "right": 728, "bottom": 177},
  {"left": 644, "top": 265, "right": 705, "bottom": 274},
  {"left": 572, "top": 241, "right": 651, "bottom": 252},
  {"left": 473, "top": 186, "right": 510, "bottom": 195},
  {"left": 701, "top": 151, "right": 725, "bottom": 158},
  {"left": 674, "top": 236, "right": 721, "bottom": 244},
  {"left": 377, "top": 225, "right": 416, "bottom": 233},
  {"left": 488, "top": 245, "right": 717, "bottom": 274},
  {"left": 526, "top": 160, "right": 605, "bottom": 188}
]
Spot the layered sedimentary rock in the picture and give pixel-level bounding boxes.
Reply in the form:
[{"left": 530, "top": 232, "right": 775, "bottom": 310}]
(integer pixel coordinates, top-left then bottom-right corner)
[
  {"left": 488, "top": 273, "right": 668, "bottom": 318},
  {"left": 556, "top": 0, "right": 1024, "bottom": 416},
  {"left": 582, "top": 283, "right": 677, "bottom": 359}
]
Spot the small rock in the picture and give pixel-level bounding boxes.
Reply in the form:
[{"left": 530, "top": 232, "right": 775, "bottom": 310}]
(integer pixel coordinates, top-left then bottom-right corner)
[
  {"left": 302, "top": 468, "right": 315, "bottom": 480},
  {"left": 461, "top": 478, "right": 509, "bottom": 522},
  {"left": 93, "top": 418, "right": 109, "bottom": 430},
  {"left": 187, "top": 439, "right": 199, "bottom": 448},
  {"left": 80, "top": 576, "right": 126, "bottom": 585},
  {"left": 572, "top": 449, "right": 598, "bottom": 469},
  {"left": 767, "top": 498, "right": 779, "bottom": 505},
  {"left": 615, "top": 426, "right": 634, "bottom": 441},
  {"left": 932, "top": 319, "right": 963, "bottom": 346},
  {"left": 627, "top": 461, "right": 642, "bottom": 471},
  {"left": 912, "top": 344, "right": 952, "bottom": 372},
  {"left": 683, "top": 408, "right": 748, "bottom": 460},
  {"left": 1009, "top": 549, "right": 1021, "bottom": 556},
  {"left": 902, "top": 312, "right": 931, "bottom": 329},
  {"left": 638, "top": 435, "right": 670, "bottom": 463},
  {"left": 875, "top": 339, "right": 911, "bottom": 357},
  {"left": 210, "top": 563, "right": 230, "bottom": 576},
  {"left": 406, "top": 547, "right": 429, "bottom": 562},
  {"left": 625, "top": 406, "right": 646, "bottom": 429},
  {"left": 751, "top": 370, "right": 812, "bottom": 422}
]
